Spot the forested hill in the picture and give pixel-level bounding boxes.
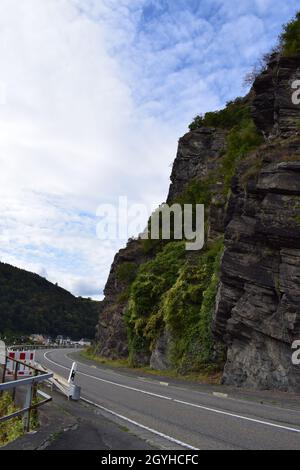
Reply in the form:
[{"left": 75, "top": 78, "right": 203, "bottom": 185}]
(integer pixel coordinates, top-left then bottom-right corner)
[{"left": 0, "top": 262, "right": 99, "bottom": 339}]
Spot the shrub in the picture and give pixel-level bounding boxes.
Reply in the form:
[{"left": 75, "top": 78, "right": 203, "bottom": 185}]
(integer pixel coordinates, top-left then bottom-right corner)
[
  {"left": 125, "top": 242, "right": 186, "bottom": 363},
  {"left": 243, "top": 48, "right": 280, "bottom": 86},
  {"left": 281, "top": 11, "right": 300, "bottom": 56},
  {"left": 221, "top": 119, "right": 264, "bottom": 192},
  {"left": 116, "top": 262, "right": 138, "bottom": 285},
  {"left": 163, "top": 239, "right": 224, "bottom": 371},
  {"left": 189, "top": 98, "right": 250, "bottom": 131},
  {"left": 0, "top": 393, "right": 23, "bottom": 446},
  {"left": 175, "top": 176, "right": 213, "bottom": 207},
  {"left": 124, "top": 235, "right": 224, "bottom": 372}
]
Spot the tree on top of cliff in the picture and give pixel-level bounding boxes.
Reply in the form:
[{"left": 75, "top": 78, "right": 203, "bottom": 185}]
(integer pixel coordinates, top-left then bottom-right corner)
[
  {"left": 188, "top": 97, "right": 249, "bottom": 132},
  {"left": 281, "top": 11, "right": 300, "bottom": 56},
  {"left": 190, "top": 11, "right": 300, "bottom": 129}
]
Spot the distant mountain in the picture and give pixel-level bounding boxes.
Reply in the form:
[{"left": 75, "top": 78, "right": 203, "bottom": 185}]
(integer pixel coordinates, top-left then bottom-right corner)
[{"left": 0, "top": 262, "right": 99, "bottom": 340}]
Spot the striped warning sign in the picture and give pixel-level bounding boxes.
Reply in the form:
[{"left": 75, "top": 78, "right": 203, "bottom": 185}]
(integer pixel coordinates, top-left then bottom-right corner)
[{"left": 6, "top": 350, "right": 35, "bottom": 376}]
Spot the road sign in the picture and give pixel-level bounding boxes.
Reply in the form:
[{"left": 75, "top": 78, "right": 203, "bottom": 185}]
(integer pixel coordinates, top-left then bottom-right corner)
[
  {"left": 68, "top": 362, "right": 77, "bottom": 384},
  {"left": 6, "top": 350, "right": 35, "bottom": 376},
  {"left": 0, "top": 341, "right": 6, "bottom": 365}
]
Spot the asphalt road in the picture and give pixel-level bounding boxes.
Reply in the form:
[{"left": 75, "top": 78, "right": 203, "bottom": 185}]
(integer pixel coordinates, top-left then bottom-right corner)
[{"left": 36, "top": 349, "right": 300, "bottom": 450}]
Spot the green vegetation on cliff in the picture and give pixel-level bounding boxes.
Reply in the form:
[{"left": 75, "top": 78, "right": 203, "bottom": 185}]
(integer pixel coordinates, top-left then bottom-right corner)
[
  {"left": 124, "top": 238, "right": 224, "bottom": 371},
  {"left": 0, "top": 262, "right": 99, "bottom": 339},
  {"left": 122, "top": 98, "right": 263, "bottom": 373},
  {"left": 281, "top": 11, "right": 300, "bottom": 56},
  {"left": 125, "top": 242, "right": 186, "bottom": 365},
  {"left": 162, "top": 239, "right": 224, "bottom": 372},
  {"left": 221, "top": 119, "right": 263, "bottom": 191},
  {"left": 189, "top": 99, "right": 263, "bottom": 195},
  {"left": 189, "top": 97, "right": 250, "bottom": 132}
]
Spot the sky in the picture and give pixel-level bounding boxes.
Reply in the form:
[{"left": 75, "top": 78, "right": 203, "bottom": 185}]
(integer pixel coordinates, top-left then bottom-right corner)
[{"left": 0, "top": 0, "right": 299, "bottom": 300}]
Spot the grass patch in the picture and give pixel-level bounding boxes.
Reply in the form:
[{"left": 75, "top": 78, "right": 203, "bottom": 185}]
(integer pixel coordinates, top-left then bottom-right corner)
[
  {"left": 138, "top": 366, "right": 222, "bottom": 385},
  {"left": 81, "top": 348, "right": 129, "bottom": 368},
  {"left": 0, "top": 393, "right": 23, "bottom": 447},
  {"left": 80, "top": 349, "right": 221, "bottom": 385},
  {"left": 221, "top": 120, "right": 264, "bottom": 193}
]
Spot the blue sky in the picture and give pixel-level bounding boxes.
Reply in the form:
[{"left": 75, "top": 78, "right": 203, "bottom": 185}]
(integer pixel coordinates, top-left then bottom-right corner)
[{"left": 0, "top": 0, "right": 299, "bottom": 299}]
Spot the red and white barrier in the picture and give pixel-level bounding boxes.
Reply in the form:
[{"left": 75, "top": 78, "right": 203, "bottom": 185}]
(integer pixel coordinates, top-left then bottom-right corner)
[{"left": 6, "top": 351, "right": 36, "bottom": 376}]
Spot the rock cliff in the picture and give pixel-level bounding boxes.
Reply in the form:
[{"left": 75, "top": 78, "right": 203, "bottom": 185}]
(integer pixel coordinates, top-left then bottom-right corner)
[
  {"left": 95, "top": 42, "right": 300, "bottom": 391},
  {"left": 213, "top": 55, "right": 300, "bottom": 392},
  {"left": 95, "top": 239, "right": 151, "bottom": 359}
]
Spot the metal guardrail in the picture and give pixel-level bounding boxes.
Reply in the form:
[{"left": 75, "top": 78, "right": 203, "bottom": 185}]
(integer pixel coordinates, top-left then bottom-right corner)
[
  {"left": 0, "top": 356, "right": 53, "bottom": 432},
  {"left": 8, "top": 344, "right": 81, "bottom": 351}
]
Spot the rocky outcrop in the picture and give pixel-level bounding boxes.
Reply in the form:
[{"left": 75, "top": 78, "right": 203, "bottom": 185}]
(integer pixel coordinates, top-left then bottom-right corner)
[
  {"left": 167, "top": 127, "right": 227, "bottom": 203},
  {"left": 214, "top": 78, "right": 300, "bottom": 391},
  {"left": 96, "top": 49, "right": 300, "bottom": 392},
  {"left": 95, "top": 239, "right": 150, "bottom": 359},
  {"left": 97, "top": 127, "right": 227, "bottom": 362},
  {"left": 167, "top": 127, "right": 228, "bottom": 240},
  {"left": 252, "top": 54, "right": 300, "bottom": 138},
  {"left": 150, "top": 330, "right": 172, "bottom": 370}
]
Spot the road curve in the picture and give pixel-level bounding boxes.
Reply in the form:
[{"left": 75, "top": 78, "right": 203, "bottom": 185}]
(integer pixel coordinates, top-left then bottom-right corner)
[{"left": 36, "top": 349, "right": 300, "bottom": 450}]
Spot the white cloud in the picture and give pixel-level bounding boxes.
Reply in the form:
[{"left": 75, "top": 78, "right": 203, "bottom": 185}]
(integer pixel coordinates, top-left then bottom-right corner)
[
  {"left": 0, "top": 0, "right": 299, "bottom": 298},
  {"left": 0, "top": 0, "right": 178, "bottom": 297}
]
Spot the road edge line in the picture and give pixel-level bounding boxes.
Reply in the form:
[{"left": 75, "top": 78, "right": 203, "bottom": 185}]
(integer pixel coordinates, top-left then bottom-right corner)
[{"left": 80, "top": 397, "right": 198, "bottom": 451}]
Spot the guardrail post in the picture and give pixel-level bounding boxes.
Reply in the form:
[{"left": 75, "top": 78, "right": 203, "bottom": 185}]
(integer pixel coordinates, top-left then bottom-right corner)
[
  {"left": 1, "top": 356, "right": 7, "bottom": 385},
  {"left": 12, "top": 361, "right": 19, "bottom": 401},
  {"left": 0, "top": 371, "right": 53, "bottom": 430},
  {"left": 23, "top": 383, "right": 33, "bottom": 433},
  {"left": 31, "top": 369, "right": 38, "bottom": 428}
]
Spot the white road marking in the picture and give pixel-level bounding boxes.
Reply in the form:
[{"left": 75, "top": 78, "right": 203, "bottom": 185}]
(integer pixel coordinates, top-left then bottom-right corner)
[
  {"left": 43, "top": 352, "right": 196, "bottom": 450},
  {"left": 64, "top": 353, "right": 128, "bottom": 379},
  {"left": 44, "top": 352, "right": 172, "bottom": 401},
  {"left": 213, "top": 392, "right": 228, "bottom": 398},
  {"left": 81, "top": 397, "right": 198, "bottom": 451},
  {"left": 43, "top": 351, "right": 300, "bottom": 435},
  {"left": 174, "top": 399, "right": 300, "bottom": 434},
  {"left": 138, "top": 377, "right": 169, "bottom": 387}
]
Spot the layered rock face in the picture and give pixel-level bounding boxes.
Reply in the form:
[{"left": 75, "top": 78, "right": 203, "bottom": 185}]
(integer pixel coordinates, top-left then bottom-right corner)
[
  {"left": 167, "top": 128, "right": 227, "bottom": 203},
  {"left": 96, "top": 127, "right": 227, "bottom": 362},
  {"left": 252, "top": 54, "right": 300, "bottom": 138},
  {"left": 213, "top": 58, "right": 300, "bottom": 391},
  {"left": 96, "top": 52, "right": 300, "bottom": 392},
  {"left": 95, "top": 240, "right": 150, "bottom": 359}
]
